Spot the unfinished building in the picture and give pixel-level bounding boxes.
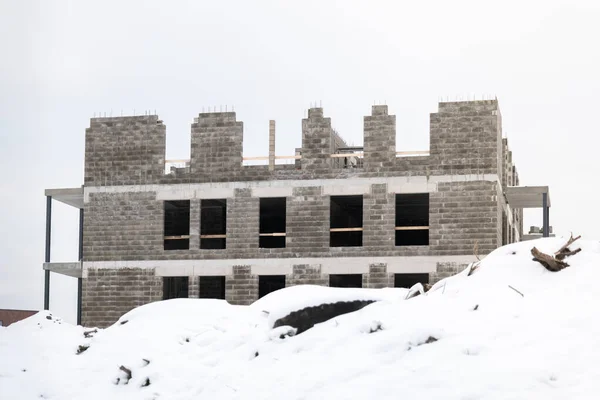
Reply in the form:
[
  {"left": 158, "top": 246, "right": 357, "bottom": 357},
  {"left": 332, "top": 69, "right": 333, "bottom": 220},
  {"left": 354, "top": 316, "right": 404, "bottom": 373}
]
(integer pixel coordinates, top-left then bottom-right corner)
[{"left": 43, "top": 99, "right": 551, "bottom": 327}]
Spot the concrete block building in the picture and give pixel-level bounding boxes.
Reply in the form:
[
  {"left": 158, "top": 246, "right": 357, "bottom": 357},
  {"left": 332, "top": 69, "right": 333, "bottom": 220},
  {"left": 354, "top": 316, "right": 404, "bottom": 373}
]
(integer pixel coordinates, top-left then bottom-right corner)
[{"left": 44, "top": 99, "right": 550, "bottom": 328}]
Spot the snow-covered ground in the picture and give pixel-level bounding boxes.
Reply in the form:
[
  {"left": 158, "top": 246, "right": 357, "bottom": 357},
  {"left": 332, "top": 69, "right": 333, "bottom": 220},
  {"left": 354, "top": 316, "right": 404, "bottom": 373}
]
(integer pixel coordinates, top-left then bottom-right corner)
[{"left": 2, "top": 237, "right": 600, "bottom": 399}]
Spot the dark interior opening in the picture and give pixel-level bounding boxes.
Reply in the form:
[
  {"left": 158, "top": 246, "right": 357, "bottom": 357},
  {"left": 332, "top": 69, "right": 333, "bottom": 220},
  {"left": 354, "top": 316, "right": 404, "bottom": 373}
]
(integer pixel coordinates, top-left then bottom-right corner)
[
  {"left": 395, "top": 193, "right": 429, "bottom": 246},
  {"left": 329, "top": 274, "right": 363, "bottom": 288},
  {"left": 259, "top": 275, "right": 286, "bottom": 298},
  {"left": 201, "top": 199, "right": 227, "bottom": 249},
  {"left": 394, "top": 273, "right": 429, "bottom": 288},
  {"left": 163, "top": 277, "right": 189, "bottom": 300},
  {"left": 330, "top": 195, "right": 363, "bottom": 247},
  {"left": 259, "top": 197, "right": 286, "bottom": 248},
  {"left": 164, "top": 200, "right": 190, "bottom": 250},
  {"left": 199, "top": 276, "right": 226, "bottom": 299}
]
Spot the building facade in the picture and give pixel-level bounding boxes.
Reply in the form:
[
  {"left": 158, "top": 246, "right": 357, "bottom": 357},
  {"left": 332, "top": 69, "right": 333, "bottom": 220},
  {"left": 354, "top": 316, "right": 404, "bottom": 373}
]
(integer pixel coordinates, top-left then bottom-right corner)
[{"left": 45, "top": 100, "right": 531, "bottom": 328}]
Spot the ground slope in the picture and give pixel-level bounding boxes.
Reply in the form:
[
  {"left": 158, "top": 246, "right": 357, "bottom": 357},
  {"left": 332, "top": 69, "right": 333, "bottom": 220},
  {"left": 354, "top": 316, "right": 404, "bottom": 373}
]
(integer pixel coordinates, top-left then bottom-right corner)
[{"left": 2, "top": 237, "right": 600, "bottom": 400}]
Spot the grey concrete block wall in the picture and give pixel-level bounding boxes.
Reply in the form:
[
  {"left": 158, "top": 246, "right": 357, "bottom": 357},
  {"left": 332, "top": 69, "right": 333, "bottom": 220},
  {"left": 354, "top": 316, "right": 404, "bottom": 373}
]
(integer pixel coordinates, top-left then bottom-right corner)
[
  {"left": 227, "top": 189, "right": 259, "bottom": 253},
  {"left": 190, "top": 112, "right": 243, "bottom": 180},
  {"left": 430, "top": 100, "right": 502, "bottom": 177},
  {"left": 301, "top": 108, "right": 333, "bottom": 171},
  {"left": 189, "top": 276, "right": 200, "bottom": 298},
  {"left": 82, "top": 268, "right": 162, "bottom": 327},
  {"left": 363, "top": 264, "right": 391, "bottom": 288},
  {"left": 287, "top": 186, "right": 329, "bottom": 255},
  {"left": 84, "top": 116, "right": 166, "bottom": 186},
  {"left": 225, "top": 266, "right": 258, "bottom": 305},
  {"left": 429, "top": 181, "right": 501, "bottom": 255},
  {"left": 363, "top": 183, "right": 395, "bottom": 251},
  {"left": 83, "top": 192, "right": 163, "bottom": 261},
  {"left": 364, "top": 105, "right": 396, "bottom": 173},
  {"left": 287, "top": 265, "right": 329, "bottom": 286},
  {"left": 430, "top": 262, "right": 470, "bottom": 284}
]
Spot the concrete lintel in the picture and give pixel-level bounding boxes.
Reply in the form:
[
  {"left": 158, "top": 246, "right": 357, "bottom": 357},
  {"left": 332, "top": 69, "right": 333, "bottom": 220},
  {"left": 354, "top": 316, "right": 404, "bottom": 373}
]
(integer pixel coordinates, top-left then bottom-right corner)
[
  {"left": 252, "top": 187, "right": 293, "bottom": 198},
  {"left": 323, "top": 184, "right": 370, "bottom": 196},
  {"left": 44, "top": 187, "right": 84, "bottom": 209},
  {"left": 43, "top": 262, "right": 82, "bottom": 278},
  {"left": 83, "top": 255, "right": 476, "bottom": 275},
  {"left": 84, "top": 174, "right": 502, "bottom": 203}
]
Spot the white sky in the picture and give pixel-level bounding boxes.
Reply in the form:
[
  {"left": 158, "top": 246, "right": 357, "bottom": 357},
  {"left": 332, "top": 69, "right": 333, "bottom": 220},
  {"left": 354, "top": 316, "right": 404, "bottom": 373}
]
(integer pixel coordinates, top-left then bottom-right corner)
[{"left": 1, "top": 0, "right": 599, "bottom": 324}]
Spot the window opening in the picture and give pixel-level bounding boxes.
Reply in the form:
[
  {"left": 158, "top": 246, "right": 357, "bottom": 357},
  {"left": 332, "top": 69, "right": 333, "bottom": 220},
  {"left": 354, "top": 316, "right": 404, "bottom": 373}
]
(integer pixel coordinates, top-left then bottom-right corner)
[
  {"left": 394, "top": 273, "right": 429, "bottom": 288},
  {"left": 259, "top": 197, "right": 286, "bottom": 248},
  {"left": 163, "top": 277, "right": 189, "bottom": 299},
  {"left": 395, "top": 193, "right": 429, "bottom": 246},
  {"left": 201, "top": 199, "right": 227, "bottom": 249},
  {"left": 258, "top": 275, "right": 286, "bottom": 298},
  {"left": 329, "top": 274, "right": 363, "bottom": 288},
  {"left": 199, "top": 276, "right": 226, "bottom": 299},
  {"left": 330, "top": 195, "right": 363, "bottom": 247},
  {"left": 164, "top": 200, "right": 190, "bottom": 250}
]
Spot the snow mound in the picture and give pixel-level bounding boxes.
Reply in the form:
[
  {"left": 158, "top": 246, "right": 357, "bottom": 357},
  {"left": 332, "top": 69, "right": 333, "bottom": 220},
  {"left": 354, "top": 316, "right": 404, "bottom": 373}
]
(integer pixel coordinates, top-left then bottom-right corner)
[{"left": 3, "top": 237, "right": 600, "bottom": 399}]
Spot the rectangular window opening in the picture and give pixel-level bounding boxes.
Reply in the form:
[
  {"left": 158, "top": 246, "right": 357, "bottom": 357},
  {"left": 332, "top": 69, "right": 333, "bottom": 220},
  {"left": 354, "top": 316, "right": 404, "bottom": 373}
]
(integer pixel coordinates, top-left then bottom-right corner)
[
  {"left": 201, "top": 199, "right": 227, "bottom": 249},
  {"left": 258, "top": 275, "right": 286, "bottom": 298},
  {"left": 394, "top": 273, "right": 429, "bottom": 288},
  {"left": 199, "top": 276, "right": 226, "bottom": 299},
  {"left": 164, "top": 200, "right": 190, "bottom": 250},
  {"left": 259, "top": 197, "right": 286, "bottom": 248},
  {"left": 395, "top": 193, "right": 429, "bottom": 246},
  {"left": 330, "top": 195, "right": 363, "bottom": 247},
  {"left": 163, "top": 277, "right": 189, "bottom": 300},
  {"left": 329, "top": 274, "right": 363, "bottom": 288}
]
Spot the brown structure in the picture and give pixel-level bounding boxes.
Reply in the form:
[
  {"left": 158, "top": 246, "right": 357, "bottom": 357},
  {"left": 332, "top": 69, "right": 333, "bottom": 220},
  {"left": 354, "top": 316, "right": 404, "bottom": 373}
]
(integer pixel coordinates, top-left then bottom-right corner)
[{"left": 0, "top": 309, "right": 38, "bottom": 327}]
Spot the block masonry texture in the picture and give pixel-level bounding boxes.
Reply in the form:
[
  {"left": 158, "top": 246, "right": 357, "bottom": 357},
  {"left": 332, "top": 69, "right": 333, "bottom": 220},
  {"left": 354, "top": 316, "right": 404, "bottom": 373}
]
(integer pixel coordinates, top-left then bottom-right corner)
[
  {"left": 84, "top": 116, "right": 165, "bottom": 186},
  {"left": 82, "top": 268, "right": 162, "bottom": 328},
  {"left": 78, "top": 100, "right": 525, "bottom": 327}
]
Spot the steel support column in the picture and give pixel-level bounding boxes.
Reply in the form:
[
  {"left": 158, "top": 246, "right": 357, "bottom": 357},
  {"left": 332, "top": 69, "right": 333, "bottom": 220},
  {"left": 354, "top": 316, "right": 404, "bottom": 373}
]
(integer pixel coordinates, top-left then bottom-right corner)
[
  {"left": 44, "top": 196, "right": 52, "bottom": 310},
  {"left": 77, "top": 208, "right": 84, "bottom": 325},
  {"left": 542, "top": 192, "right": 549, "bottom": 238}
]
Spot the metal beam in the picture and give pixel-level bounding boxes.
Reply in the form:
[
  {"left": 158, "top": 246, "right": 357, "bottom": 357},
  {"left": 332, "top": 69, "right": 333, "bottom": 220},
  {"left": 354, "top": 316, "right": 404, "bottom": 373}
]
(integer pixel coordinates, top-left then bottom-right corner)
[
  {"left": 44, "top": 196, "right": 52, "bottom": 310},
  {"left": 542, "top": 192, "right": 549, "bottom": 237},
  {"left": 77, "top": 208, "right": 83, "bottom": 325}
]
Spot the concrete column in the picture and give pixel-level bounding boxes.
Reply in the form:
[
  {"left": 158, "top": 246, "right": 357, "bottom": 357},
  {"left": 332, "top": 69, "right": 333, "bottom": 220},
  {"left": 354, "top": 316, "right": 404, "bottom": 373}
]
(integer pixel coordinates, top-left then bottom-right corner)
[{"left": 268, "top": 120, "right": 275, "bottom": 171}]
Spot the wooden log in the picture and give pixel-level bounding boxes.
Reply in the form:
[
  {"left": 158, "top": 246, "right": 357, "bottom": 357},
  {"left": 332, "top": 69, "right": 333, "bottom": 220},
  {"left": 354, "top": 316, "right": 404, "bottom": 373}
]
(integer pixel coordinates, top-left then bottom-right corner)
[{"left": 531, "top": 247, "right": 569, "bottom": 272}]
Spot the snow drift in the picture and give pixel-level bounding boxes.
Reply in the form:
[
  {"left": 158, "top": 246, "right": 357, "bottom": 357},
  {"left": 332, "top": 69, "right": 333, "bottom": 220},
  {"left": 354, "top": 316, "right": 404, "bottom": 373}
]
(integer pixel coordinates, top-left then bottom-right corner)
[{"left": 2, "top": 237, "right": 600, "bottom": 399}]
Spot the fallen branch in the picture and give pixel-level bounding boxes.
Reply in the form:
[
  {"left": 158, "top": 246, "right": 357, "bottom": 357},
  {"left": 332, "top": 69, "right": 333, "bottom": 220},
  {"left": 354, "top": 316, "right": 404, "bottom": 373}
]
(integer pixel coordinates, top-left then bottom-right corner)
[
  {"left": 473, "top": 240, "right": 481, "bottom": 261},
  {"left": 531, "top": 234, "right": 582, "bottom": 272},
  {"left": 508, "top": 285, "right": 524, "bottom": 297},
  {"left": 467, "top": 261, "right": 481, "bottom": 277},
  {"left": 554, "top": 234, "right": 581, "bottom": 258},
  {"left": 531, "top": 247, "right": 569, "bottom": 272}
]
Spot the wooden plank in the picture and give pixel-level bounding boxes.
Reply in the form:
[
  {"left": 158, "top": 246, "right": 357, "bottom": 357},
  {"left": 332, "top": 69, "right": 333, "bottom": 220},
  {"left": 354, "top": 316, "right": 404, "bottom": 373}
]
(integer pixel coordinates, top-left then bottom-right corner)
[
  {"left": 329, "top": 227, "right": 363, "bottom": 232},
  {"left": 275, "top": 155, "right": 301, "bottom": 160},
  {"left": 395, "top": 151, "right": 429, "bottom": 156},
  {"left": 330, "top": 153, "right": 364, "bottom": 158},
  {"left": 164, "top": 235, "right": 190, "bottom": 240},
  {"left": 200, "top": 234, "right": 227, "bottom": 239},
  {"left": 394, "top": 226, "right": 429, "bottom": 231},
  {"left": 164, "top": 159, "right": 190, "bottom": 163},
  {"left": 258, "top": 232, "right": 287, "bottom": 237},
  {"left": 243, "top": 156, "right": 269, "bottom": 161}
]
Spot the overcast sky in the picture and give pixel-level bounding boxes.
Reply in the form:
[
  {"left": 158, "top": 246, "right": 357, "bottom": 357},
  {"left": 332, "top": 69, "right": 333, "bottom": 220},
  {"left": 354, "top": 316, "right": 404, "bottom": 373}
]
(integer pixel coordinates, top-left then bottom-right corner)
[{"left": 1, "top": 0, "right": 599, "bottom": 324}]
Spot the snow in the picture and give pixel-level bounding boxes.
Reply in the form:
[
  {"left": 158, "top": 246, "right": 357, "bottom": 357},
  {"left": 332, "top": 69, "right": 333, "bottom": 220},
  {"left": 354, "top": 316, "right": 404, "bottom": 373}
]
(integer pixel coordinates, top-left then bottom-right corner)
[{"left": 3, "top": 237, "right": 600, "bottom": 399}]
